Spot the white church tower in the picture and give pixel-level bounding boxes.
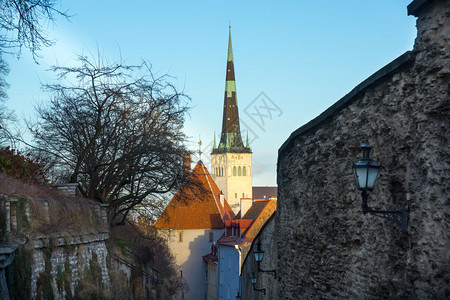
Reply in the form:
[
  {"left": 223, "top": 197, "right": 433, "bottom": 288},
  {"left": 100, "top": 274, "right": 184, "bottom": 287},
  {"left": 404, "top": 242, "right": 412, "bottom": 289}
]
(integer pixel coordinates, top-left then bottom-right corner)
[{"left": 211, "top": 26, "right": 252, "bottom": 214}]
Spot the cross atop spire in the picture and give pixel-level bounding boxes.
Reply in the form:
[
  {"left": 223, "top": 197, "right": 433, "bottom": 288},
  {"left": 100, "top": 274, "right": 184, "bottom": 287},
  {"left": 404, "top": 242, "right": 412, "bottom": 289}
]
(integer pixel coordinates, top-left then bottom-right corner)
[{"left": 212, "top": 26, "right": 251, "bottom": 154}]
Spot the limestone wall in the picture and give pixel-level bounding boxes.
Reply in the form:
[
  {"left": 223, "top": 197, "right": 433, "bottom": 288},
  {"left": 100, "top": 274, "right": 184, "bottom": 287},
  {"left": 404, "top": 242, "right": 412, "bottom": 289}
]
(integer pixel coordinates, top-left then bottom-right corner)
[
  {"left": 30, "top": 233, "right": 110, "bottom": 299},
  {"left": 0, "top": 192, "right": 115, "bottom": 299},
  {"left": 0, "top": 193, "right": 144, "bottom": 299},
  {"left": 275, "top": 0, "right": 449, "bottom": 298}
]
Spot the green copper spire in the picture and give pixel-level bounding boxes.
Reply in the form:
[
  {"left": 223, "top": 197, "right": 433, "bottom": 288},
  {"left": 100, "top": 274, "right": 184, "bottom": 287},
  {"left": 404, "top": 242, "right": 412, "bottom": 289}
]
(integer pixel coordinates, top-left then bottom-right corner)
[{"left": 212, "top": 25, "right": 251, "bottom": 154}]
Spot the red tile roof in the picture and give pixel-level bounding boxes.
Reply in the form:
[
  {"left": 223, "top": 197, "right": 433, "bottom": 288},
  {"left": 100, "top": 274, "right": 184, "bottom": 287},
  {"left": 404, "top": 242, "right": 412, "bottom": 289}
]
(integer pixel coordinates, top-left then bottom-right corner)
[
  {"left": 154, "top": 161, "right": 235, "bottom": 229},
  {"left": 203, "top": 244, "right": 219, "bottom": 263},
  {"left": 217, "top": 199, "right": 277, "bottom": 246}
]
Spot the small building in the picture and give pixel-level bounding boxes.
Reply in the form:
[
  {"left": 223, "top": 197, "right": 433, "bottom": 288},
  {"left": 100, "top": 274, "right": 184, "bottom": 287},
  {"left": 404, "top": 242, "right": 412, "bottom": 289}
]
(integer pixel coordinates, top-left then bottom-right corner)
[
  {"left": 155, "top": 161, "right": 235, "bottom": 300},
  {"left": 204, "top": 199, "right": 276, "bottom": 300}
]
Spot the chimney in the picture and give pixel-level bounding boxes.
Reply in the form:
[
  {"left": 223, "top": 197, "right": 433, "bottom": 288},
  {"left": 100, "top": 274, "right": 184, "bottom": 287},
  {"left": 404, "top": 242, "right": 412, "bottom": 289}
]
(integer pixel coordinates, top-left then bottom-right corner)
[
  {"left": 183, "top": 153, "right": 191, "bottom": 177},
  {"left": 219, "top": 193, "right": 225, "bottom": 208},
  {"left": 240, "top": 198, "right": 252, "bottom": 218}
]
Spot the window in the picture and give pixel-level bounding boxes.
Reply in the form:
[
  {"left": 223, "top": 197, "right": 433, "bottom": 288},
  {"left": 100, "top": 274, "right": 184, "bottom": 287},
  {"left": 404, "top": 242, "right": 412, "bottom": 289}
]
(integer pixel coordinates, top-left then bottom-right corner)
[
  {"left": 221, "top": 167, "right": 224, "bottom": 176},
  {"left": 243, "top": 166, "right": 246, "bottom": 176},
  {"left": 233, "top": 166, "right": 236, "bottom": 176},
  {"left": 235, "top": 193, "right": 237, "bottom": 199},
  {"left": 238, "top": 166, "right": 241, "bottom": 176},
  {"left": 242, "top": 193, "right": 245, "bottom": 198},
  {"left": 178, "top": 231, "right": 183, "bottom": 242},
  {"left": 209, "top": 231, "right": 214, "bottom": 242}
]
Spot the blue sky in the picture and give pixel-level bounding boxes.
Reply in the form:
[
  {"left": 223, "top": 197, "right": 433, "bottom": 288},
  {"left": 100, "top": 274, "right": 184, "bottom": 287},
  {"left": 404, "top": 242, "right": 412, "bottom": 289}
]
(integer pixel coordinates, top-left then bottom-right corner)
[{"left": 4, "top": 1, "right": 417, "bottom": 186}]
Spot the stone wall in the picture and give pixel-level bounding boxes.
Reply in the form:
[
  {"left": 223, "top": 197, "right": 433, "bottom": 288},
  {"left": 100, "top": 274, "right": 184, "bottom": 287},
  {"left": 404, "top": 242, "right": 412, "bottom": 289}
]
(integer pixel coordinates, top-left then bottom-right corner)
[
  {"left": 275, "top": 0, "right": 449, "bottom": 298},
  {"left": 30, "top": 233, "right": 110, "bottom": 299},
  {"left": 0, "top": 193, "right": 114, "bottom": 299},
  {"left": 0, "top": 193, "right": 149, "bottom": 299}
]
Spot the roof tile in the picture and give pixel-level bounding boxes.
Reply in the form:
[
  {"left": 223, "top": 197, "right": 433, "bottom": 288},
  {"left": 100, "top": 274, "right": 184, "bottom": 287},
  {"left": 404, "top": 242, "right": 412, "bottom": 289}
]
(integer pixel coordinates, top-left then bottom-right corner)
[{"left": 155, "top": 161, "right": 235, "bottom": 229}]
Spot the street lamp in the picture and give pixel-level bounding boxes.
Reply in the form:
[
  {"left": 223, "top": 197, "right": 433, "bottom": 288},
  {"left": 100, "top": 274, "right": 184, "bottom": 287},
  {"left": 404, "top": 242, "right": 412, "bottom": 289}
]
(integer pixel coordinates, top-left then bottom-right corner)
[
  {"left": 253, "top": 242, "right": 277, "bottom": 278},
  {"left": 250, "top": 272, "right": 266, "bottom": 295},
  {"left": 353, "top": 137, "right": 408, "bottom": 232}
]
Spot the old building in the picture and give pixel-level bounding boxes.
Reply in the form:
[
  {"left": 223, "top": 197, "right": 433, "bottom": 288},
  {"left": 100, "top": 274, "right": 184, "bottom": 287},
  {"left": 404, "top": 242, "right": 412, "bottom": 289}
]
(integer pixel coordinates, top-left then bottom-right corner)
[
  {"left": 203, "top": 199, "right": 276, "bottom": 300},
  {"left": 154, "top": 161, "right": 235, "bottom": 300},
  {"left": 241, "top": 214, "right": 277, "bottom": 300},
  {"left": 211, "top": 26, "right": 253, "bottom": 214},
  {"left": 265, "top": 0, "right": 449, "bottom": 298}
]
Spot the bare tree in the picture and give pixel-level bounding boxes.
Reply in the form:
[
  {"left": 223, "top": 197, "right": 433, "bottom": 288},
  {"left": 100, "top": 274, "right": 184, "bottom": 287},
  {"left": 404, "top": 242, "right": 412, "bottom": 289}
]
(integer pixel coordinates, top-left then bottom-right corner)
[
  {"left": 0, "top": 0, "right": 69, "bottom": 58},
  {"left": 0, "top": 0, "right": 69, "bottom": 145},
  {"left": 29, "top": 55, "right": 191, "bottom": 225},
  {"left": 0, "top": 52, "right": 16, "bottom": 146}
]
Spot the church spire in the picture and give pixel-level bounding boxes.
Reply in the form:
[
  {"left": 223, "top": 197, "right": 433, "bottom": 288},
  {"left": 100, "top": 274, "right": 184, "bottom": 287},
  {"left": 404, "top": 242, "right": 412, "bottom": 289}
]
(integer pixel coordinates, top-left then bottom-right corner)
[{"left": 213, "top": 25, "right": 251, "bottom": 154}]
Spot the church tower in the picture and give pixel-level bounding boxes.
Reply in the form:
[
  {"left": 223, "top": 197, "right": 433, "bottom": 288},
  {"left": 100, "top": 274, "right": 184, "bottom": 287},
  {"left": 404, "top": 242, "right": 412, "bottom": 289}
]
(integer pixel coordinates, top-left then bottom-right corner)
[{"left": 211, "top": 26, "right": 252, "bottom": 214}]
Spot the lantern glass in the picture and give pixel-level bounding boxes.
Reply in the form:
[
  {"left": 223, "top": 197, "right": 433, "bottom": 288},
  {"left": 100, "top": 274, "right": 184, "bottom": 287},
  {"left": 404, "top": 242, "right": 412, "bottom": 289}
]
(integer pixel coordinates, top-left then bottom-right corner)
[
  {"left": 253, "top": 246, "right": 264, "bottom": 263},
  {"left": 354, "top": 161, "right": 380, "bottom": 190},
  {"left": 250, "top": 273, "right": 257, "bottom": 285}
]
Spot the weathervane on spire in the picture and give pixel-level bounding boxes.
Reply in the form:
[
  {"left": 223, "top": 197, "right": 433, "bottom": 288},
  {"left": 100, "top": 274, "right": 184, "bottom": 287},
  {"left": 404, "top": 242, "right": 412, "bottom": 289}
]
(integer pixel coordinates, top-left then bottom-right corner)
[{"left": 198, "top": 136, "right": 202, "bottom": 161}]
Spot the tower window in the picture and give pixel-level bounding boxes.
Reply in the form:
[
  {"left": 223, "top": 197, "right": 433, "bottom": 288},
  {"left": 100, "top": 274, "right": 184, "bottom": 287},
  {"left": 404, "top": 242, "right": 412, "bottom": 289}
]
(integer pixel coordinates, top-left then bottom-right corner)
[
  {"left": 233, "top": 166, "right": 236, "bottom": 176},
  {"left": 221, "top": 167, "right": 224, "bottom": 176},
  {"left": 238, "top": 166, "right": 241, "bottom": 176},
  {"left": 235, "top": 193, "right": 237, "bottom": 198},
  {"left": 243, "top": 166, "right": 246, "bottom": 176}
]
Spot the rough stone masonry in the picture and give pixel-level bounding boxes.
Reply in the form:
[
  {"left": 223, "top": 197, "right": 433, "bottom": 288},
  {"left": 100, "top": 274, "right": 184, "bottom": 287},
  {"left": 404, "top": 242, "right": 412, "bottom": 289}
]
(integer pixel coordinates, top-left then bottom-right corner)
[{"left": 275, "top": 0, "right": 449, "bottom": 298}]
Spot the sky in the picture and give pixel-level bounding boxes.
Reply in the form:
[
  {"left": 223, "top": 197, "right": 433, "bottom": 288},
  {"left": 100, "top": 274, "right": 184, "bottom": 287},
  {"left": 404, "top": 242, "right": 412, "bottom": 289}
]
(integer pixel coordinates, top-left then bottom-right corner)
[{"left": 3, "top": 1, "right": 417, "bottom": 186}]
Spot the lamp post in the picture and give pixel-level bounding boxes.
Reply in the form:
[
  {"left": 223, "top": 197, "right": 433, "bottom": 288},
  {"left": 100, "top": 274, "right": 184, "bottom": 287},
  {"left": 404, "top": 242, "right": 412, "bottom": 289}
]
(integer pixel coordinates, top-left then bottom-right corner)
[
  {"left": 235, "top": 291, "right": 241, "bottom": 300},
  {"left": 353, "top": 137, "right": 408, "bottom": 232},
  {"left": 253, "top": 242, "right": 277, "bottom": 278},
  {"left": 250, "top": 272, "right": 266, "bottom": 295}
]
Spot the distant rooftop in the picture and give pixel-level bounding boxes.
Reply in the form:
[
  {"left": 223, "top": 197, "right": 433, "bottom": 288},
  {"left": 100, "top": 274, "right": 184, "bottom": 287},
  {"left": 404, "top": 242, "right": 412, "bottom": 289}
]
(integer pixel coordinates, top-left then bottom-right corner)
[{"left": 252, "top": 186, "right": 277, "bottom": 200}]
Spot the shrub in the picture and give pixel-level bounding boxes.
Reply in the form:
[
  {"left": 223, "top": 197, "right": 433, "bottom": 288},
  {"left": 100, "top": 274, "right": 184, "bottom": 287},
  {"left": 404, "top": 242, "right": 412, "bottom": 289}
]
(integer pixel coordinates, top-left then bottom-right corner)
[{"left": 0, "top": 147, "right": 42, "bottom": 182}]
